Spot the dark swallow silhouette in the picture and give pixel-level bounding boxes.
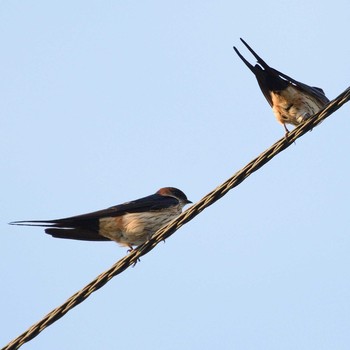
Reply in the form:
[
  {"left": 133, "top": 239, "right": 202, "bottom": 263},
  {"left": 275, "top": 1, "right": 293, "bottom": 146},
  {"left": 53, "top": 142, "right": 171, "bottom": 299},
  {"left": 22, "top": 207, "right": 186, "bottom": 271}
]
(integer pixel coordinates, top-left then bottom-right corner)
[
  {"left": 10, "top": 187, "right": 192, "bottom": 249},
  {"left": 234, "top": 38, "right": 329, "bottom": 133}
]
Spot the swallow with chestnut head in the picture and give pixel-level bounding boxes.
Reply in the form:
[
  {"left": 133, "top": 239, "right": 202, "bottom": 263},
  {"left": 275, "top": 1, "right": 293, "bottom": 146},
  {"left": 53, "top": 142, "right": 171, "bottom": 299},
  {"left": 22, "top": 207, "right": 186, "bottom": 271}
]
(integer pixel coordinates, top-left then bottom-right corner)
[
  {"left": 234, "top": 38, "right": 329, "bottom": 134},
  {"left": 10, "top": 187, "right": 192, "bottom": 250}
]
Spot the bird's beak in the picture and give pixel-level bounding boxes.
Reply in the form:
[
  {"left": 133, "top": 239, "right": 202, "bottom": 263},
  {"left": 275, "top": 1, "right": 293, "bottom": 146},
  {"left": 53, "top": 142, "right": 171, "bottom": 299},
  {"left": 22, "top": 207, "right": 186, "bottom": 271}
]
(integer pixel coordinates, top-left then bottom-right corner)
[{"left": 186, "top": 199, "right": 193, "bottom": 204}]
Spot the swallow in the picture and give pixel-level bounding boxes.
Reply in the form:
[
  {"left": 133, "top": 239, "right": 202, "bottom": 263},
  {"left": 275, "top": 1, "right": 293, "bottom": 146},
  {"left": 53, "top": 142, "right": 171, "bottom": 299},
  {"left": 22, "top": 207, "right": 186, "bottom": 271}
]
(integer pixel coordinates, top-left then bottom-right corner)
[
  {"left": 233, "top": 38, "right": 330, "bottom": 133},
  {"left": 9, "top": 187, "right": 192, "bottom": 249}
]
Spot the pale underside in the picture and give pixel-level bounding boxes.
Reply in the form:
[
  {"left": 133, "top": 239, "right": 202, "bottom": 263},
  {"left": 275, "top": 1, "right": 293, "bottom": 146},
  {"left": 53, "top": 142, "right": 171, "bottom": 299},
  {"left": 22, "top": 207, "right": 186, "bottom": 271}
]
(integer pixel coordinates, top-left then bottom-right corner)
[
  {"left": 99, "top": 206, "right": 181, "bottom": 247},
  {"left": 271, "top": 85, "right": 325, "bottom": 128}
]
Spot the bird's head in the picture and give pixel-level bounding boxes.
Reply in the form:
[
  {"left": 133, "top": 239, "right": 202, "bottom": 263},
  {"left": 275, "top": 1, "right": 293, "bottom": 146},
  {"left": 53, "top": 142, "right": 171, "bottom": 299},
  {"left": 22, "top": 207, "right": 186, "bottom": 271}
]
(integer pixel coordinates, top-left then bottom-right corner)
[{"left": 157, "top": 187, "right": 192, "bottom": 208}]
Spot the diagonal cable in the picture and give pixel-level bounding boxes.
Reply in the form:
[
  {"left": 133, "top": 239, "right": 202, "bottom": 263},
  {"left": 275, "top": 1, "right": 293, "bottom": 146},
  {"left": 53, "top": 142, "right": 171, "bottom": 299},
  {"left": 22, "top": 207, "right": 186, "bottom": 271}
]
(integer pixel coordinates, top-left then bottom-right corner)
[{"left": 2, "top": 86, "right": 350, "bottom": 350}]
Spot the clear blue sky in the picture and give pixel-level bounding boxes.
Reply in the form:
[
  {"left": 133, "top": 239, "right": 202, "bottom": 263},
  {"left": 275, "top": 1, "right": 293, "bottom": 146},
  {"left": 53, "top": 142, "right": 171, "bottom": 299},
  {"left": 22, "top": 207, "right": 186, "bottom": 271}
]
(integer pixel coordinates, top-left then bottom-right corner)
[{"left": 2, "top": 1, "right": 350, "bottom": 349}]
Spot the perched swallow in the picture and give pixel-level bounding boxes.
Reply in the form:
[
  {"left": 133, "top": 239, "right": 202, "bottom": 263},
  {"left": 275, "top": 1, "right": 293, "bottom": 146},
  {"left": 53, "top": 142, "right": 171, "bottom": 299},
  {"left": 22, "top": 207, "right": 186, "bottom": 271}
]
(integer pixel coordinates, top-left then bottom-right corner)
[
  {"left": 233, "top": 38, "right": 330, "bottom": 133},
  {"left": 10, "top": 187, "right": 192, "bottom": 249}
]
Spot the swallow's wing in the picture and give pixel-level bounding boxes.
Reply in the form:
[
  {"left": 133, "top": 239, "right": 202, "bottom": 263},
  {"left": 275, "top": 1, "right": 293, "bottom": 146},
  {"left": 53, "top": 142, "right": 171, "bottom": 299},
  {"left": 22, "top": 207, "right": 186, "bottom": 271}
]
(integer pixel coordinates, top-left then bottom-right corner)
[
  {"left": 56, "top": 193, "right": 179, "bottom": 222},
  {"left": 269, "top": 66, "right": 330, "bottom": 104},
  {"left": 10, "top": 194, "right": 179, "bottom": 228}
]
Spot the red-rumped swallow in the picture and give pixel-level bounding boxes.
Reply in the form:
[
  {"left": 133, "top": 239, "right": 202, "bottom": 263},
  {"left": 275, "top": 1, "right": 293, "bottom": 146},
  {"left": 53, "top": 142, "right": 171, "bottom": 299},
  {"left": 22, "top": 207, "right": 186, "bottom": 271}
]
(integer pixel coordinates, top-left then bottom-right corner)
[
  {"left": 233, "top": 38, "right": 330, "bottom": 133},
  {"left": 10, "top": 187, "right": 192, "bottom": 249}
]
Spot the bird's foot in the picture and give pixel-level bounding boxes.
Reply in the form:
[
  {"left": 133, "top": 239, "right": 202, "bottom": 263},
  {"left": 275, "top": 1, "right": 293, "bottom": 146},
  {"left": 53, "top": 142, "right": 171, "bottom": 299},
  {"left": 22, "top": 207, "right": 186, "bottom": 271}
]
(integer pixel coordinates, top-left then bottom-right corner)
[{"left": 126, "top": 246, "right": 140, "bottom": 266}]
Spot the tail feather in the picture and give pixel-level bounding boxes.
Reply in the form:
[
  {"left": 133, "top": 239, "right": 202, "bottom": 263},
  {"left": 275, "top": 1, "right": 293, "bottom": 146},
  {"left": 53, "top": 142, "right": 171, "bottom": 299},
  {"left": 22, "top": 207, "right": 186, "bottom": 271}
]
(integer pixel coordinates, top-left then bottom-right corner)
[
  {"left": 45, "top": 228, "right": 110, "bottom": 241},
  {"left": 9, "top": 219, "right": 108, "bottom": 242},
  {"left": 234, "top": 39, "right": 289, "bottom": 106},
  {"left": 233, "top": 45, "right": 256, "bottom": 74},
  {"left": 10, "top": 220, "right": 58, "bottom": 227},
  {"left": 239, "top": 38, "right": 273, "bottom": 72},
  {"left": 10, "top": 217, "right": 98, "bottom": 229}
]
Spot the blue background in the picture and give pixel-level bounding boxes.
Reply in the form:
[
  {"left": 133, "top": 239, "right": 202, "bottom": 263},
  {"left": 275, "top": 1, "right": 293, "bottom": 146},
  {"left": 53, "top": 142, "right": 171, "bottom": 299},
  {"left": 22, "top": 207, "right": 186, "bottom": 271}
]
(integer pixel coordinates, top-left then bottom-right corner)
[{"left": 2, "top": 1, "right": 350, "bottom": 349}]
